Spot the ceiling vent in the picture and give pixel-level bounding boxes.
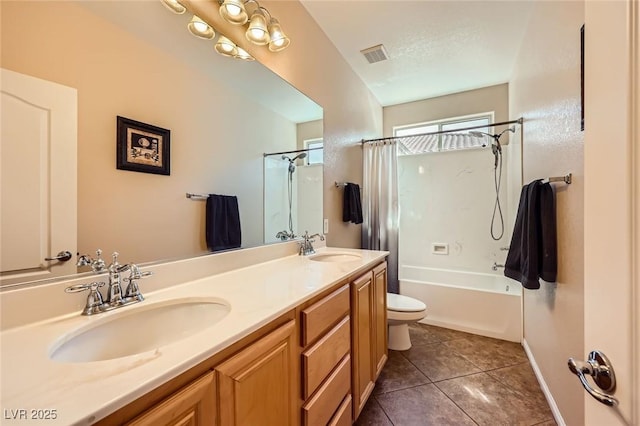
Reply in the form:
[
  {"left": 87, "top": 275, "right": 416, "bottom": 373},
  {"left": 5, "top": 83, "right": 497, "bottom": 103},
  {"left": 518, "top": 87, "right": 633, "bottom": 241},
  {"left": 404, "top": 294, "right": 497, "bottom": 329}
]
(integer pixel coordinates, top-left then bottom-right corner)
[{"left": 360, "top": 44, "right": 389, "bottom": 64}]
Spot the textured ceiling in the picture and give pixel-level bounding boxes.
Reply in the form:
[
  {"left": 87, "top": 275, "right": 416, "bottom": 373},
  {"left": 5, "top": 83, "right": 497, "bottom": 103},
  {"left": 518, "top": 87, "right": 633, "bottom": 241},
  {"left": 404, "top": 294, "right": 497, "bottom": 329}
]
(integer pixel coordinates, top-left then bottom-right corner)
[{"left": 300, "top": 1, "right": 534, "bottom": 106}]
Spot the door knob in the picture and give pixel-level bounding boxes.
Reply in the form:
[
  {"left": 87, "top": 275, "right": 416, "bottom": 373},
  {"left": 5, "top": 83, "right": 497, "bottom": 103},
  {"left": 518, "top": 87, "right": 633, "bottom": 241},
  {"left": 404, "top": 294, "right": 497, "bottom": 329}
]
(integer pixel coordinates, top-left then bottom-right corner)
[
  {"left": 44, "top": 250, "right": 73, "bottom": 262},
  {"left": 568, "top": 350, "right": 618, "bottom": 406}
]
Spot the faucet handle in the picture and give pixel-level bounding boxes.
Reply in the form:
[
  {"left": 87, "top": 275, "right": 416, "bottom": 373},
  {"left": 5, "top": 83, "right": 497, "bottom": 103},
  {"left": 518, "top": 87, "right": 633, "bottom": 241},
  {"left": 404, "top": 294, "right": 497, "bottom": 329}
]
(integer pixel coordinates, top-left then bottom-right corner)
[
  {"left": 65, "top": 282, "right": 105, "bottom": 316},
  {"left": 123, "top": 265, "right": 151, "bottom": 301}
]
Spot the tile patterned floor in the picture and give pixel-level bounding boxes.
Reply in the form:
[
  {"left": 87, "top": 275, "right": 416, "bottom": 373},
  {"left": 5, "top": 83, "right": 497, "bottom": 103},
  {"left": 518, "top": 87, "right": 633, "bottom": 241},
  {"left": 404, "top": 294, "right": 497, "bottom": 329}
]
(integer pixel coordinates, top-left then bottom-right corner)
[{"left": 356, "top": 324, "right": 557, "bottom": 426}]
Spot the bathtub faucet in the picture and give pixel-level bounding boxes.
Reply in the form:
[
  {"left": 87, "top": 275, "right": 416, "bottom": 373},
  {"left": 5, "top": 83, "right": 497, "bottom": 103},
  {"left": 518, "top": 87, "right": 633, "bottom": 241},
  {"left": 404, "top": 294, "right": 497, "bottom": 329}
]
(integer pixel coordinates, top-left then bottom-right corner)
[{"left": 492, "top": 262, "right": 505, "bottom": 271}]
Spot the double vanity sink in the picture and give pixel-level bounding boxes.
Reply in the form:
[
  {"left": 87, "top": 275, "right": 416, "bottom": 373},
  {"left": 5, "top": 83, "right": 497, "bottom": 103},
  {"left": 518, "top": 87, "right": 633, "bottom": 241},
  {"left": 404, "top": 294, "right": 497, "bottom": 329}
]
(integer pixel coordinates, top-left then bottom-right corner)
[{"left": 0, "top": 245, "right": 379, "bottom": 424}]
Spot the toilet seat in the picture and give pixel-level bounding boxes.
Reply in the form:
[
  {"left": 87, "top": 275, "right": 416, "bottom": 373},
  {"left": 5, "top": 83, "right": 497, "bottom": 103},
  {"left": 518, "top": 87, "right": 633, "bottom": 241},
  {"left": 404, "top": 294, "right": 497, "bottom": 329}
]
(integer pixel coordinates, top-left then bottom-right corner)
[{"left": 387, "top": 293, "right": 427, "bottom": 322}]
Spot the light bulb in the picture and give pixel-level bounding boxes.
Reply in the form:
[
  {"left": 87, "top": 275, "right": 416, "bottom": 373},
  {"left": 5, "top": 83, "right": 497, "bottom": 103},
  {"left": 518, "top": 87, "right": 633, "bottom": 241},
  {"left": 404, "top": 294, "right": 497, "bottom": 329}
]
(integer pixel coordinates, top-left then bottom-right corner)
[
  {"left": 219, "top": 0, "right": 248, "bottom": 25},
  {"left": 225, "top": 4, "right": 241, "bottom": 16},
  {"left": 187, "top": 15, "right": 215, "bottom": 40}
]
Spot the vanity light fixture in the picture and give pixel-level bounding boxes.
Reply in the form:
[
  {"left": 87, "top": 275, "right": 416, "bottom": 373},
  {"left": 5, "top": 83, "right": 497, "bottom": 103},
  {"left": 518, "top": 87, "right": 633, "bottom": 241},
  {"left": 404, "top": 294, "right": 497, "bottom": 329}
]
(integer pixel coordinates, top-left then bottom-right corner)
[
  {"left": 246, "top": 7, "right": 270, "bottom": 45},
  {"left": 215, "top": 35, "right": 238, "bottom": 57},
  {"left": 267, "top": 17, "right": 290, "bottom": 52},
  {"left": 219, "top": 0, "right": 249, "bottom": 25},
  {"left": 217, "top": 0, "right": 290, "bottom": 51},
  {"left": 187, "top": 15, "right": 215, "bottom": 40},
  {"left": 159, "top": 0, "right": 261, "bottom": 60},
  {"left": 160, "top": 0, "right": 186, "bottom": 14}
]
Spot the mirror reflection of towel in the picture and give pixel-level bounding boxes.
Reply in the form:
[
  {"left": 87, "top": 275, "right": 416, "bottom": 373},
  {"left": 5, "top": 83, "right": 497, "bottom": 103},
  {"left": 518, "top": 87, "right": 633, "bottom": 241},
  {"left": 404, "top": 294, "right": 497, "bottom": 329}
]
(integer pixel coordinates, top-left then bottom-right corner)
[
  {"left": 342, "top": 183, "right": 363, "bottom": 224},
  {"left": 206, "top": 194, "right": 241, "bottom": 252},
  {"left": 504, "top": 180, "right": 557, "bottom": 289}
]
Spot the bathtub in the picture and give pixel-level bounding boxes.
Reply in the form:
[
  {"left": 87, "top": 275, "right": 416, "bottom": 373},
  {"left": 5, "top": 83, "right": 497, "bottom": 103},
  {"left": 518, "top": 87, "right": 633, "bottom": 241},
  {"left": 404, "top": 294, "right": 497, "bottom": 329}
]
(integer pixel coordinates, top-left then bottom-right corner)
[{"left": 399, "top": 265, "right": 523, "bottom": 342}]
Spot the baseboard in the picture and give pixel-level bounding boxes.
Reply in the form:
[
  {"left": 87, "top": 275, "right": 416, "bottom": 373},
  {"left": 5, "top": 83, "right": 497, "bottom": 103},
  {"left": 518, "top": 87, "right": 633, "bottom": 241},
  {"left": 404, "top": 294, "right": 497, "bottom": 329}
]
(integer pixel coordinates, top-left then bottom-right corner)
[{"left": 522, "top": 338, "right": 567, "bottom": 426}]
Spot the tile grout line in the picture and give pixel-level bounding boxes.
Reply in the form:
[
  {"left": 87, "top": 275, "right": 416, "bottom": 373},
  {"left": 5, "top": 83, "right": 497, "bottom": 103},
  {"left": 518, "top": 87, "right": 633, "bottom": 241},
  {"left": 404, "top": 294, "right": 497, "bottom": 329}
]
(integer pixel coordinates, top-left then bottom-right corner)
[
  {"left": 371, "top": 394, "right": 396, "bottom": 425},
  {"left": 431, "top": 379, "right": 481, "bottom": 426}
]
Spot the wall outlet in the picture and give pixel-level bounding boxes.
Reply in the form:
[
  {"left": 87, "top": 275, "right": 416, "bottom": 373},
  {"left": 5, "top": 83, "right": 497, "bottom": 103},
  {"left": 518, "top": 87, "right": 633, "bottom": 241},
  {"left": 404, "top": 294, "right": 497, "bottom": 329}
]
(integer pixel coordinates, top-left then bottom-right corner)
[
  {"left": 323, "top": 219, "right": 329, "bottom": 234},
  {"left": 432, "top": 243, "right": 449, "bottom": 255}
]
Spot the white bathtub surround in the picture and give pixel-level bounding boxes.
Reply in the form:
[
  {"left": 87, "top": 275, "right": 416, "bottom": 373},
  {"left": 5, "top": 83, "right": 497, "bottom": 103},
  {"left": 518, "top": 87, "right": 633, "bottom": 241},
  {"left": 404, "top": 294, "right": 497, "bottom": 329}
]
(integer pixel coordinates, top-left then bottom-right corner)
[
  {"left": 0, "top": 244, "right": 387, "bottom": 424},
  {"left": 398, "top": 146, "right": 513, "bottom": 275},
  {"left": 400, "top": 265, "right": 522, "bottom": 342}
]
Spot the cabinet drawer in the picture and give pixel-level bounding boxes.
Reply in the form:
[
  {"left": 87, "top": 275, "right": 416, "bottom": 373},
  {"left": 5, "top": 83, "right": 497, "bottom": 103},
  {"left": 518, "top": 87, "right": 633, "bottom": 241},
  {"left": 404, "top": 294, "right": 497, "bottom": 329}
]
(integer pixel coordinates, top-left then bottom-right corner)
[
  {"left": 328, "top": 394, "right": 352, "bottom": 426},
  {"left": 302, "top": 355, "right": 351, "bottom": 426},
  {"left": 301, "top": 284, "right": 349, "bottom": 346},
  {"left": 302, "top": 316, "right": 350, "bottom": 399}
]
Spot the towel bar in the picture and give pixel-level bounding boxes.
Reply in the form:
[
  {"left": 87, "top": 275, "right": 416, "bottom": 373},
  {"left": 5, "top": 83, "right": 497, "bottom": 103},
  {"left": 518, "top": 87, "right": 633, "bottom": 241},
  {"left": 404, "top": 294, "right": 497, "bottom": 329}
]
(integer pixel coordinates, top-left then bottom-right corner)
[
  {"left": 186, "top": 192, "right": 208, "bottom": 200},
  {"left": 546, "top": 173, "right": 572, "bottom": 184}
]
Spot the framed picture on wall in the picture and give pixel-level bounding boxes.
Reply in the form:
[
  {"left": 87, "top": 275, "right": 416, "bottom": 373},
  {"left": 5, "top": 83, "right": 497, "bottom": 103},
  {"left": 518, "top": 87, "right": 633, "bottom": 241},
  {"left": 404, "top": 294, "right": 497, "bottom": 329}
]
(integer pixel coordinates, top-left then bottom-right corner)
[{"left": 116, "top": 116, "right": 170, "bottom": 175}]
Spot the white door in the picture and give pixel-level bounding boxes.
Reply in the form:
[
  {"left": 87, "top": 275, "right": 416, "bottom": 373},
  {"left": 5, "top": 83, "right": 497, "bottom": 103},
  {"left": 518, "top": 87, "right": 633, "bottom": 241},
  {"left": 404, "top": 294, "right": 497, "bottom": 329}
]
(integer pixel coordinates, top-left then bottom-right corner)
[
  {"left": 0, "top": 69, "right": 77, "bottom": 285},
  {"left": 582, "top": 1, "right": 639, "bottom": 424}
]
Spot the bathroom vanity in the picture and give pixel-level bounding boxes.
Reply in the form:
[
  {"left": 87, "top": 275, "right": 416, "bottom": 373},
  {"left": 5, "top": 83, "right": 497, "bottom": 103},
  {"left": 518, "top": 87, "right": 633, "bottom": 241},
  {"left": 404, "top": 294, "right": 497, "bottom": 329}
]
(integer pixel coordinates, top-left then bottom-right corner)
[{"left": 0, "top": 243, "right": 388, "bottom": 425}]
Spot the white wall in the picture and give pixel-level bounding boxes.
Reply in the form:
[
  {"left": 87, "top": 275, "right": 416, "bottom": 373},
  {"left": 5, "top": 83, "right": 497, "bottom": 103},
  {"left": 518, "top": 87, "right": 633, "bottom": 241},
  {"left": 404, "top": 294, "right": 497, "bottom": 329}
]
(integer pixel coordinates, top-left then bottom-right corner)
[{"left": 509, "top": 2, "right": 585, "bottom": 425}]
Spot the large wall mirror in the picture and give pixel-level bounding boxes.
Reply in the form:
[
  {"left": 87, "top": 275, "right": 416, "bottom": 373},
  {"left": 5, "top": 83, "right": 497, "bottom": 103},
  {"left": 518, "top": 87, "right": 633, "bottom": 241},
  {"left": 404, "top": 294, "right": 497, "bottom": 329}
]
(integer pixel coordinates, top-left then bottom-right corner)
[{"left": 0, "top": 1, "right": 323, "bottom": 287}]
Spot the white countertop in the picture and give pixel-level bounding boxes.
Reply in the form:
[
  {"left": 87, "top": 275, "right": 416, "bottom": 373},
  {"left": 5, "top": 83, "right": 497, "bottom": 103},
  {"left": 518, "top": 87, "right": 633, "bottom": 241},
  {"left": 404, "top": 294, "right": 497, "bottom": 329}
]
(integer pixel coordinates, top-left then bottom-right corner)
[{"left": 0, "top": 246, "right": 387, "bottom": 425}]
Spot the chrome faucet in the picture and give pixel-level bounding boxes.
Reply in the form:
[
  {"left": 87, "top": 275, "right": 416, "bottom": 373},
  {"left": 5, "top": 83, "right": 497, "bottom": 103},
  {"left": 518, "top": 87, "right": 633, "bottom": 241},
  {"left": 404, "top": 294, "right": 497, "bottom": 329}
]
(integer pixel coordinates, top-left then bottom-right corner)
[
  {"left": 299, "top": 231, "right": 325, "bottom": 256},
  {"left": 76, "top": 249, "right": 107, "bottom": 273},
  {"left": 106, "top": 252, "right": 132, "bottom": 306},
  {"left": 66, "top": 251, "right": 152, "bottom": 315},
  {"left": 276, "top": 230, "right": 296, "bottom": 241},
  {"left": 492, "top": 262, "right": 505, "bottom": 271}
]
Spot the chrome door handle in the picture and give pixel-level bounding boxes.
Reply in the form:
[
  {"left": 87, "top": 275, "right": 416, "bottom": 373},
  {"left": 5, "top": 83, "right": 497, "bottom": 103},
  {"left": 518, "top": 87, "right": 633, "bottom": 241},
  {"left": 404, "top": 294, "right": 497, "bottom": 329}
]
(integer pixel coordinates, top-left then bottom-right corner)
[
  {"left": 44, "top": 250, "right": 73, "bottom": 262},
  {"left": 568, "top": 350, "right": 618, "bottom": 406}
]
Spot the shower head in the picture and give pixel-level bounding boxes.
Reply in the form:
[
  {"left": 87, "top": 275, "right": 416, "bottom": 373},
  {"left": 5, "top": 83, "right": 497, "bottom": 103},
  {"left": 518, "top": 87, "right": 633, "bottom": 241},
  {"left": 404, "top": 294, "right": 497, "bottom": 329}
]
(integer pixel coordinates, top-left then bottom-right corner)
[
  {"left": 281, "top": 152, "right": 307, "bottom": 162},
  {"left": 282, "top": 152, "right": 307, "bottom": 174}
]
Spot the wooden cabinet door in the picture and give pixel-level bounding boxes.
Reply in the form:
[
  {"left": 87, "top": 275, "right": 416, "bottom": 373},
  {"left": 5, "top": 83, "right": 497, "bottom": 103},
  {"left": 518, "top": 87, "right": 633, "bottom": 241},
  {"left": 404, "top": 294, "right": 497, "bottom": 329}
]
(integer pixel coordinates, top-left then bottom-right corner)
[
  {"left": 373, "top": 262, "right": 388, "bottom": 379},
  {"left": 216, "top": 320, "right": 296, "bottom": 426},
  {"left": 351, "top": 271, "right": 375, "bottom": 419},
  {"left": 126, "top": 371, "right": 216, "bottom": 426}
]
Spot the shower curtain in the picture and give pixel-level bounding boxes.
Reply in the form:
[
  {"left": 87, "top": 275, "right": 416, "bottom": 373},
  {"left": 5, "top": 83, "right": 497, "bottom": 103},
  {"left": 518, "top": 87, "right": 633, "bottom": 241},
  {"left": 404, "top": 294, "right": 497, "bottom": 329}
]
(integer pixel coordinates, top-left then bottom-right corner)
[{"left": 362, "top": 140, "right": 399, "bottom": 293}]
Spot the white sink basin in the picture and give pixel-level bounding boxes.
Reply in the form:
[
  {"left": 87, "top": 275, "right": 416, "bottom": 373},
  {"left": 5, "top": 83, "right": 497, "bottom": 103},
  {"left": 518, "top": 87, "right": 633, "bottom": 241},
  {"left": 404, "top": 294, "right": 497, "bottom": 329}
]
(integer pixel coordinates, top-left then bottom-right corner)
[
  {"left": 49, "top": 298, "right": 230, "bottom": 363},
  {"left": 309, "top": 252, "right": 362, "bottom": 263}
]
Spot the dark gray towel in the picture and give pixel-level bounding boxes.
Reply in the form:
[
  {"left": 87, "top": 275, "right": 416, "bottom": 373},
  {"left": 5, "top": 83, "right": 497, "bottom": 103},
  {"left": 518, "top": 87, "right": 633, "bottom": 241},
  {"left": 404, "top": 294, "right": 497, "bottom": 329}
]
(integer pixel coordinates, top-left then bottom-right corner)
[
  {"left": 504, "top": 180, "right": 557, "bottom": 289},
  {"left": 342, "top": 183, "right": 363, "bottom": 224},
  {"left": 206, "top": 194, "right": 241, "bottom": 252}
]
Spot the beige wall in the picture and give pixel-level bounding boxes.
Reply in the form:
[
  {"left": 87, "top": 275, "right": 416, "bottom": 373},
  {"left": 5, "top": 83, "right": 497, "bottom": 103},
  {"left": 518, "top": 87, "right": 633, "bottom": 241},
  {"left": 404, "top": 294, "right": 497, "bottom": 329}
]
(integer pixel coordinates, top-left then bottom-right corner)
[
  {"left": 509, "top": 2, "right": 585, "bottom": 425},
  {"left": 296, "top": 119, "right": 323, "bottom": 151},
  {"left": 184, "top": 1, "right": 383, "bottom": 249},
  {"left": 1, "top": 1, "right": 298, "bottom": 264},
  {"left": 382, "top": 83, "right": 509, "bottom": 137}
]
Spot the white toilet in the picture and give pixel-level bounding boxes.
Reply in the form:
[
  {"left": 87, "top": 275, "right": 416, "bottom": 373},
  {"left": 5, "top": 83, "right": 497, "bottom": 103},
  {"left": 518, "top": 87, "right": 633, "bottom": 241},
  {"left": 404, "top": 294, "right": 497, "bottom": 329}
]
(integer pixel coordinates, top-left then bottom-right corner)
[{"left": 387, "top": 293, "right": 428, "bottom": 351}]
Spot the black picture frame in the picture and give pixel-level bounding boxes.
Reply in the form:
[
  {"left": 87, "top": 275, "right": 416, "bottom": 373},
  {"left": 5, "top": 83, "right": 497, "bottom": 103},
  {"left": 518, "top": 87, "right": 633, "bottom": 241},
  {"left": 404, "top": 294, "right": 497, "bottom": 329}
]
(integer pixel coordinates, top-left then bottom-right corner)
[
  {"left": 116, "top": 116, "right": 170, "bottom": 175},
  {"left": 581, "top": 24, "right": 585, "bottom": 131}
]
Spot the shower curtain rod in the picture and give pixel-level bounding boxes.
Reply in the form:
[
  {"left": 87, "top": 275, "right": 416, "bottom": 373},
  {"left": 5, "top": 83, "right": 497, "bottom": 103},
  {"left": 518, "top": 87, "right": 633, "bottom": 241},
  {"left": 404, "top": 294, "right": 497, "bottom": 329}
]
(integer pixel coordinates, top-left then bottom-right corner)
[
  {"left": 263, "top": 146, "right": 323, "bottom": 157},
  {"left": 360, "top": 117, "right": 524, "bottom": 145}
]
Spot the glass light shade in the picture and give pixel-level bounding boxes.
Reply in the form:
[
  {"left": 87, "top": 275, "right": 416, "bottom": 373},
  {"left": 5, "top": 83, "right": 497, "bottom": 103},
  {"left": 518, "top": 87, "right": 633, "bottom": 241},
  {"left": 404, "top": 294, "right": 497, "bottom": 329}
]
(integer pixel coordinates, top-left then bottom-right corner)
[
  {"left": 219, "top": 0, "right": 248, "bottom": 25},
  {"left": 234, "top": 47, "right": 255, "bottom": 61},
  {"left": 215, "top": 35, "right": 238, "bottom": 57},
  {"left": 160, "top": 0, "right": 186, "bottom": 14},
  {"left": 187, "top": 15, "right": 215, "bottom": 40},
  {"left": 268, "top": 18, "right": 290, "bottom": 52},
  {"left": 245, "top": 9, "right": 270, "bottom": 45}
]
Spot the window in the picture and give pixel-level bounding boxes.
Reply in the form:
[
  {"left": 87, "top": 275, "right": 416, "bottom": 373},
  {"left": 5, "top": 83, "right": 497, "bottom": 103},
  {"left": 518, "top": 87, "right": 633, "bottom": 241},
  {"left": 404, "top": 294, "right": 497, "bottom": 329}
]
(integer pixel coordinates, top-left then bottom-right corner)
[
  {"left": 304, "top": 138, "right": 323, "bottom": 164},
  {"left": 393, "top": 113, "right": 493, "bottom": 138}
]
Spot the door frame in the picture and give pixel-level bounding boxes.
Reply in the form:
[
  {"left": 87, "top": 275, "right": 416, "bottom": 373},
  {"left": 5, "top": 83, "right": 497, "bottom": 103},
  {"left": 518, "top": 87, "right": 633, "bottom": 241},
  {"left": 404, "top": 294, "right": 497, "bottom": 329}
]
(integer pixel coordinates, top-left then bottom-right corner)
[{"left": 584, "top": 0, "right": 639, "bottom": 424}]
